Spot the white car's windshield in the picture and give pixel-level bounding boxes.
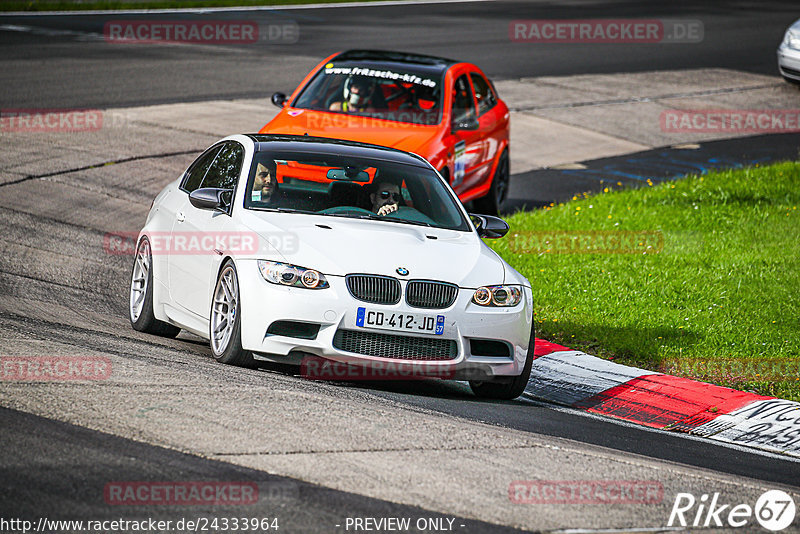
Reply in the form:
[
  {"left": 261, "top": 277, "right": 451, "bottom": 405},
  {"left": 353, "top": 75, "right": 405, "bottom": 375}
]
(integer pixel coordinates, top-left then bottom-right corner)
[
  {"left": 244, "top": 151, "right": 469, "bottom": 231},
  {"left": 292, "top": 62, "right": 443, "bottom": 126}
]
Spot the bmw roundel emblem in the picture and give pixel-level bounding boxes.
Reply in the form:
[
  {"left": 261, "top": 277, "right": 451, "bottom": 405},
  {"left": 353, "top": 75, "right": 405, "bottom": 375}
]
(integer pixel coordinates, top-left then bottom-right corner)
[{"left": 396, "top": 267, "right": 409, "bottom": 276}]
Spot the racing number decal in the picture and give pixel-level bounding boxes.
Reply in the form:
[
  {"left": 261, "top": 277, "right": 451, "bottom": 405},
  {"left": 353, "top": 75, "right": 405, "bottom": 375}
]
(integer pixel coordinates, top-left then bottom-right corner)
[{"left": 452, "top": 141, "right": 466, "bottom": 187}]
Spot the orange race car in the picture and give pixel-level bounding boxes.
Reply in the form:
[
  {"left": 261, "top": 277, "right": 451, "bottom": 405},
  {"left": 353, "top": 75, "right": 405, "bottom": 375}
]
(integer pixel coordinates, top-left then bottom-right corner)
[{"left": 260, "top": 50, "right": 510, "bottom": 214}]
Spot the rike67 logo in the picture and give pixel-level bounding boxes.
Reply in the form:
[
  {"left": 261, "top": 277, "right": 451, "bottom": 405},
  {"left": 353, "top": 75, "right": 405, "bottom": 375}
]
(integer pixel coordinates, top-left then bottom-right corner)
[{"left": 668, "top": 490, "right": 796, "bottom": 531}]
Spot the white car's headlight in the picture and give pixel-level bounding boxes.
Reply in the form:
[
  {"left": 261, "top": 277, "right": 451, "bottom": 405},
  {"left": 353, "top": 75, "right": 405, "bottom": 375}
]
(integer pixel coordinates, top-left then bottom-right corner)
[
  {"left": 785, "top": 30, "right": 800, "bottom": 50},
  {"left": 257, "top": 260, "right": 329, "bottom": 289},
  {"left": 472, "top": 285, "right": 522, "bottom": 307}
]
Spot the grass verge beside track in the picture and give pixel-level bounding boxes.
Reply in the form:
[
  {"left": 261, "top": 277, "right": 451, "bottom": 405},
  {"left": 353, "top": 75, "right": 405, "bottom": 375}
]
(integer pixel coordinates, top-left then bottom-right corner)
[
  {"left": 490, "top": 162, "right": 800, "bottom": 401},
  {"left": 1, "top": 0, "right": 384, "bottom": 11}
]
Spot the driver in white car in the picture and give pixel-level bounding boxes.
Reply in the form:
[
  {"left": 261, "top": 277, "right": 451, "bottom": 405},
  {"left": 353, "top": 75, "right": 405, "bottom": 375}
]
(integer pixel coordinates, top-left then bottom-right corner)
[{"left": 370, "top": 181, "right": 402, "bottom": 216}]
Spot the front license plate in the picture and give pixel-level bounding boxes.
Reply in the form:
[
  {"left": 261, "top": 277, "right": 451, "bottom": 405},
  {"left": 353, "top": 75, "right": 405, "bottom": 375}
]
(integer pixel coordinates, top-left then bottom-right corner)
[{"left": 356, "top": 307, "right": 445, "bottom": 335}]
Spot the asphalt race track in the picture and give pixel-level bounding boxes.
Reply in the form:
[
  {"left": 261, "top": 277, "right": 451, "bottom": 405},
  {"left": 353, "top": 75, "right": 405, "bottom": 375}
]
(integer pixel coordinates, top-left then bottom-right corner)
[
  {"left": 2, "top": 1, "right": 800, "bottom": 532},
  {"left": 0, "top": 0, "right": 797, "bottom": 108}
]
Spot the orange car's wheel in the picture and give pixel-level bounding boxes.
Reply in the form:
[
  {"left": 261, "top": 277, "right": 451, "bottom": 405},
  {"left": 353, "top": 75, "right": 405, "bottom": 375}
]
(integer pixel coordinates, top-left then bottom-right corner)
[{"left": 472, "top": 149, "right": 509, "bottom": 216}]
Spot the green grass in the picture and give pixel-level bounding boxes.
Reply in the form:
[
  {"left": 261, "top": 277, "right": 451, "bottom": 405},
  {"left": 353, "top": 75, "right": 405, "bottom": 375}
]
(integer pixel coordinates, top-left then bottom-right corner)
[
  {"left": 489, "top": 162, "right": 800, "bottom": 401},
  {"left": 1, "top": 0, "right": 381, "bottom": 11}
]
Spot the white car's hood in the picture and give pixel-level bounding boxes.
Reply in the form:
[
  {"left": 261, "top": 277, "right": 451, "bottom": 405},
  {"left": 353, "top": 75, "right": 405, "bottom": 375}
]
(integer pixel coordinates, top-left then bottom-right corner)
[{"left": 238, "top": 211, "right": 506, "bottom": 287}]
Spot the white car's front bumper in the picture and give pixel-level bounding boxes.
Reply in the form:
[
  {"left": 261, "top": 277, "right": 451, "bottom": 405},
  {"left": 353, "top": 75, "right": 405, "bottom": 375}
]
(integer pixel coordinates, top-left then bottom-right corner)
[
  {"left": 236, "top": 260, "right": 533, "bottom": 380},
  {"left": 778, "top": 44, "right": 800, "bottom": 81}
]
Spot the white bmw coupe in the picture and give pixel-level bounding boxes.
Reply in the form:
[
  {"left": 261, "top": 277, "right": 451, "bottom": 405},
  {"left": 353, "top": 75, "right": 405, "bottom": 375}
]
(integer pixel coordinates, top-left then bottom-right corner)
[{"left": 129, "top": 134, "right": 534, "bottom": 399}]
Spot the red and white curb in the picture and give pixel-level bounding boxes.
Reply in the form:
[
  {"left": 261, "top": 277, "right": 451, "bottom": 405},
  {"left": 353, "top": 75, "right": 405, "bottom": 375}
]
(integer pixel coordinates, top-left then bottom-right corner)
[{"left": 526, "top": 339, "right": 800, "bottom": 458}]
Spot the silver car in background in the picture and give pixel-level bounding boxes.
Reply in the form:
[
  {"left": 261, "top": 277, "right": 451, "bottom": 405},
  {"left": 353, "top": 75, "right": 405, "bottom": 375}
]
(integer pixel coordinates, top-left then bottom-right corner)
[{"left": 778, "top": 18, "right": 800, "bottom": 84}]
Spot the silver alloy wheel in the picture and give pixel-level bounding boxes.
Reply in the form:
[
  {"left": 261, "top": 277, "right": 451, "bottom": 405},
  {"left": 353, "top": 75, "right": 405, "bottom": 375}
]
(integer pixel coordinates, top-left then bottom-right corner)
[
  {"left": 129, "top": 239, "right": 150, "bottom": 322},
  {"left": 211, "top": 265, "right": 239, "bottom": 355}
]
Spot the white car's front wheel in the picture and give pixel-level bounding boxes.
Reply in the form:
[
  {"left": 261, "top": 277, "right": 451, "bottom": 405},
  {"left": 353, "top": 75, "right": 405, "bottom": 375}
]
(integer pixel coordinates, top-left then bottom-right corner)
[
  {"left": 469, "top": 324, "right": 534, "bottom": 400},
  {"left": 210, "top": 260, "right": 254, "bottom": 367},
  {"left": 129, "top": 237, "right": 180, "bottom": 338}
]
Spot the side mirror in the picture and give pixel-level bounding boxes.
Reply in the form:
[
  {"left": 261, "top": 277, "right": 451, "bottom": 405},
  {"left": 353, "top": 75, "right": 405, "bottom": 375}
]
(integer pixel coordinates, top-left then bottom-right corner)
[
  {"left": 470, "top": 213, "right": 509, "bottom": 238},
  {"left": 452, "top": 115, "right": 479, "bottom": 132},
  {"left": 189, "top": 188, "right": 230, "bottom": 212},
  {"left": 271, "top": 92, "right": 287, "bottom": 108}
]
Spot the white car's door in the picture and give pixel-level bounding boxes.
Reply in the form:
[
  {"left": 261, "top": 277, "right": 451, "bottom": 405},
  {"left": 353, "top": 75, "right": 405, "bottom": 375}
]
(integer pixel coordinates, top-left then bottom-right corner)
[
  {"left": 146, "top": 179, "right": 185, "bottom": 291},
  {"left": 168, "top": 141, "right": 244, "bottom": 318}
]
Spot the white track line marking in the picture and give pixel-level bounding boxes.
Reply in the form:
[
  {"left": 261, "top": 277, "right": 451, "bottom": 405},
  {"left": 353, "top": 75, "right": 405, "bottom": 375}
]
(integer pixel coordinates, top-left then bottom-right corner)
[
  {"left": 0, "top": 23, "right": 104, "bottom": 40},
  {"left": 552, "top": 528, "right": 686, "bottom": 533},
  {"left": 1, "top": 0, "right": 494, "bottom": 17},
  {"left": 552, "top": 528, "right": 685, "bottom": 533}
]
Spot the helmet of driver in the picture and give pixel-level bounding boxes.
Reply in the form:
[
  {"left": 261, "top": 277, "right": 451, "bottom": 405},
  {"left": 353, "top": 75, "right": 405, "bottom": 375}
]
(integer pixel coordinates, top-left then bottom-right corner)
[{"left": 343, "top": 75, "right": 375, "bottom": 108}]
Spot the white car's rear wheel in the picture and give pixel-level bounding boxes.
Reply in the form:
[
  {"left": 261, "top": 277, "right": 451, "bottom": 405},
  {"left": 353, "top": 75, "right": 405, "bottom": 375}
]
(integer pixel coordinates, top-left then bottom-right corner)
[
  {"left": 129, "top": 238, "right": 180, "bottom": 337},
  {"left": 210, "top": 260, "right": 254, "bottom": 367}
]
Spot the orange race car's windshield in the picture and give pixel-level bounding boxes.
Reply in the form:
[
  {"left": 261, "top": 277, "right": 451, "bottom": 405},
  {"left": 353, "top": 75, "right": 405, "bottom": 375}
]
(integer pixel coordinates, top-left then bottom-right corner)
[
  {"left": 292, "top": 63, "right": 444, "bottom": 126},
  {"left": 244, "top": 151, "right": 469, "bottom": 231}
]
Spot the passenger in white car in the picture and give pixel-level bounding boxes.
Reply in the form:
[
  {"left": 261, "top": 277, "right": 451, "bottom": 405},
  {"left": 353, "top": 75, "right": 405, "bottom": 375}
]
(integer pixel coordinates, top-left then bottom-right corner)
[{"left": 252, "top": 161, "right": 278, "bottom": 203}]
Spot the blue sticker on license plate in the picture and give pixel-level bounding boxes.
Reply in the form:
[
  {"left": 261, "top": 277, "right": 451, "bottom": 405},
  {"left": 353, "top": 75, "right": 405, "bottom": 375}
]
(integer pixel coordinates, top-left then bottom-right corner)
[
  {"left": 435, "top": 315, "right": 445, "bottom": 335},
  {"left": 356, "top": 307, "right": 366, "bottom": 327}
]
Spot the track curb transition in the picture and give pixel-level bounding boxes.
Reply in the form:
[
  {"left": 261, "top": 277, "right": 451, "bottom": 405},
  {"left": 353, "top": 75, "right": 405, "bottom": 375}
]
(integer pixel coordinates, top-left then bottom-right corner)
[{"left": 527, "top": 339, "right": 800, "bottom": 459}]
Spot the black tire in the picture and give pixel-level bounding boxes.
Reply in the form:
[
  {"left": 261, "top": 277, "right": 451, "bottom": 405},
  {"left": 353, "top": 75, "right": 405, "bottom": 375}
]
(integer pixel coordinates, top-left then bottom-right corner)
[
  {"left": 129, "top": 238, "right": 181, "bottom": 338},
  {"left": 210, "top": 260, "right": 255, "bottom": 368},
  {"left": 469, "top": 324, "right": 535, "bottom": 400},
  {"left": 782, "top": 74, "right": 800, "bottom": 86},
  {"left": 471, "top": 149, "right": 509, "bottom": 216}
]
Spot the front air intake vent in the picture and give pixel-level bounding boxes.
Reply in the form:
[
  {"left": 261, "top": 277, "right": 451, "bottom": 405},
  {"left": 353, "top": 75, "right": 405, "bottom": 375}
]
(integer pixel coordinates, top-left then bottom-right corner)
[{"left": 333, "top": 329, "right": 457, "bottom": 360}]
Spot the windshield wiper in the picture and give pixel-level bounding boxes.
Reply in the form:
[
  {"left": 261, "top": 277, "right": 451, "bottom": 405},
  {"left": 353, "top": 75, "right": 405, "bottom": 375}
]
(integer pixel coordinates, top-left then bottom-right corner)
[
  {"left": 354, "top": 213, "right": 387, "bottom": 221},
  {"left": 252, "top": 207, "right": 316, "bottom": 215},
  {"left": 270, "top": 209, "right": 441, "bottom": 229},
  {"left": 390, "top": 218, "right": 435, "bottom": 228},
  {"left": 332, "top": 212, "right": 437, "bottom": 228}
]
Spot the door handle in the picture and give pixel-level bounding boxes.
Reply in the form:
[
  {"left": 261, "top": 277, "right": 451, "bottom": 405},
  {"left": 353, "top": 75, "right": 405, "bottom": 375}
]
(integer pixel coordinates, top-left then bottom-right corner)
[{"left": 176, "top": 211, "right": 185, "bottom": 223}]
